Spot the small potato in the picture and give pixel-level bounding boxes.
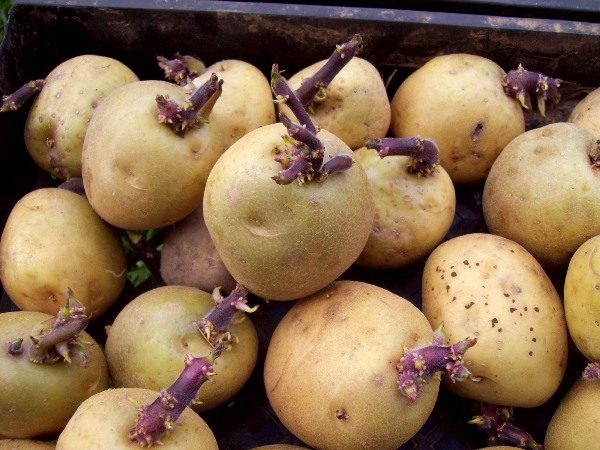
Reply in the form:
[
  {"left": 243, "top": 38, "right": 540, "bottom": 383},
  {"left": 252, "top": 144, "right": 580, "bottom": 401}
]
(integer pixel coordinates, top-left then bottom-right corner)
[
  {"left": 354, "top": 147, "right": 455, "bottom": 268},
  {"left": 564, "top": 235, "right": 600, "bottom": 362},
  {"left": 422, "top": 233, "right": 568, "bottom": 407},
  {"left": 25, "top": 55, "right": 138, "bottom": 180},
  {"left": 284, "top": 57, "right": 391, "bottom": 150},
  {"left": 544, "top": 379, "right": 600, "bottom": 450},
  {"left": 391, "top": 54, "right": 525, "bottom": 184},
  {"left": 56, "top": 388, "right": 218, "bottom": 450},
  {"left": 0, "top": 188, "right": 126, "bottom": 316},
  {"left": 264, "top": 280, "right": 438, "bottom": 450},
  {"left": 191, "top": 59, "right": 276, "bottom": 151},
  {"left": 569, "top": 87, "right": 600, "bottom": 138},
  {"left": 483, "top": 122, "right": 600, "bottom": 267}
]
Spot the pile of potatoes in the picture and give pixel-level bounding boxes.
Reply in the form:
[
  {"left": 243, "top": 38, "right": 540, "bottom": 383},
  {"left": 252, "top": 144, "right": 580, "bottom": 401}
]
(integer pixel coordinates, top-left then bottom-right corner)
[{"left": 1, "top": 33, "right": 600, "bottom": 450}]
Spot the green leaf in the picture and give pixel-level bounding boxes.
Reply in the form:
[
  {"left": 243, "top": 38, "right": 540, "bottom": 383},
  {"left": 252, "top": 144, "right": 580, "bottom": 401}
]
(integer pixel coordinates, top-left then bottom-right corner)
[
  {"left": 127, "top": 260, "right": 152, "bottom": 287},
  {"left": 144, "top": 228, "right": 160, "bottom": 241}
]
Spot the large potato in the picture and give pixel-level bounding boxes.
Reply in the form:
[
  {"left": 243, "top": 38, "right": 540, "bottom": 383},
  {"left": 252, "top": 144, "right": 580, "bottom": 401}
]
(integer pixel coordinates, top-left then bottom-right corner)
[
  {"left": 422, "top": 233, "right": 568, "bottom": 407},
  {"left": 569, "top": 87, "right": 600, "bottom": 138},
  {"left": 391, "top": 54, "right": 525, "bottom": 184},
  {"left": 264, "top": 280, "right": 438, "bottom": 450},
  {"left": 483, "top": 122, "right": 600, "bottom": 267},
  {"left": 0, "top": 188, "right": 126, "bottom": 316},
  {"left": 354, "top": 147, "right": 455, "bottom": 268},
  {"left": 544, "top": 379, "right": 600, "bottom": 450},
  {"left": 564, "top": 235, "right": 600, "bottom": 362},
  {"left": 25, "top": 55, "right": 138, "bottom": 180}
]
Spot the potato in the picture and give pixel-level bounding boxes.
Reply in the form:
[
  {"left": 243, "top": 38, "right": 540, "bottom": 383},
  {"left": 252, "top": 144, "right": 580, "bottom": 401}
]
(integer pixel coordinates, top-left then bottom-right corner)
[
  {"left": 203, "top": 123, "right": 374, "bottom": 300},
  {"left": 422, "top": 233, "right": 568, "bottom": 407},
  {"left": 390, "top": 54, "right": 525, "bottom": 184},
  {"left": 160, "top": 204, "right": 236, "bottom": 293},
  {"left": 264, "top": 280, "right": 439, "bottom": 450},
  {"left": 564, "top": 235, "right": 600, "bottom": 362},
  {"left": 354, "top": 146, "right": 455, "bottom": 268},
  {"left": 544, "top": 379, "right": 600, "bottom": 450},
  {"left": 55, "top": 388, "right": 218, "bottom": 449},
  {"left": 24, "top": 55, "right": 138, "bottom": 180},
  {"left": 0, "top": 311, "right": 109, "bottom": 438},
  {"left": 483, "top": 122, "right": 600, "bottom": 267},
  {"left": 191, "top": 59, "right": 276, "bottom": 150},
  {"left": 0, "top": 440, "right": 55, "bottom": 449},
  {"left": 82, "top": 79, "right": 222, "bottom": 230},
  {"left": 0, "top": 188, "right": 126, "bottom": 316},
  {"left": 251, "top": 446, "right": 309, "bottom": 450},
  {"left": 284, "top": 57, "right": 391, "bottom": 150},
  {"left": 569, "top": 87, "right": 600, "bottom": 138},
  {"left": 105, "top": 285, "right": 258, "bottom": 412}
]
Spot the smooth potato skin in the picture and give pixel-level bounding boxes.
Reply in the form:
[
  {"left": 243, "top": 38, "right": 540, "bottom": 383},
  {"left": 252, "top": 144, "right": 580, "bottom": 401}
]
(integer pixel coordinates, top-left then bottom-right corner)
[
  {"left": 354, "top": 147, "right": 455, "bottom": 268},
  {"left": 25, "top": 55, "right": 138, "bottom": 180},
  {"left": 391, "top": 54, "right": 524, "bottom": 184},
  {"left": 82, "top": 80, "right": 222, "bottom": 230},
  {"left": 422, "top": 233, "right": 568, "bottom": 407},
  {"left": 0, "top": 311, "right": 109, "bottom": 438},
  {"left": 105, "top": 285, "right": 258, "bottom": 412},
  {"left": 0, "top": 188, "right": 126, "bottom": 316},
  {"left": 564, "top": 235, "right": 600, "bottom": 361},
  {"left": 192, "top": 59, "right": 276, "bottom": 151},
  {"left": 203, "top": 124, "right": 374, "bottom": 300},
  {"left": 160, "top": 205, "right": 236, "bottom": 292},
  {"left": 544, "top": 379, "right": 600, "bottom": 450},
  {"left": 569, "top": 87, "right": 600, "bottom": 138},
  {"left": 55, "top": 388, "right": 218, "bottom": 450},
  {"left": 285, "top": 57, "right": 391, "bottom": 150},
  {"left": 483, "top": 122, "right": 600, "bottom": 267},
  {"left": 264, "top": 281, "right": 438, "bottom": 450}
]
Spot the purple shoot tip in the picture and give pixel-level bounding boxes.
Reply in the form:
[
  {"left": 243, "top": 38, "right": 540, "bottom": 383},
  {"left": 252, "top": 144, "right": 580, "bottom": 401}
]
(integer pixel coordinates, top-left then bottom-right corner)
[
  {"left": 1, "top": 79, "right": 45, "bottom": 112},
  {"left": 502, "top": 64, "right": 561, "bottom": 117},
  {"left": 583, "top": 362, "right": 600, "bottom": 380},
  {"left": 157, "top": 53, "right": 205, "bottom": 86},
  {"left": 365, "top": 137, "right": 440, "bottom": 176}
]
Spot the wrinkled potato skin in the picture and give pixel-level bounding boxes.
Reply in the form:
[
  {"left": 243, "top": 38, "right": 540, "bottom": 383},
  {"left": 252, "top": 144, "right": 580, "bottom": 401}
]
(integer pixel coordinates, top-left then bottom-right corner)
[
  {"left": 0, "top": 188, "right": 126, "bottom": 316},
  {"left": 25, "top": 55, "right": 138, "bottom": 180},
  {"left": 264, "top": 281, "right": 438, "bottom": 450},
  {"left": 354, "top": 148, "right": 455, "bottom": 268},
  {"left": 545, "top": 379, "right": 600, "bottom": 450},
  {"left": 192, "top": 59, "right": 276, "bottom": 151},
  {"left": 569, "top": 87, "right": 600, "bottom": 138},
  {"left": 284, "top": 57, "right": 391, "bottom": 150},
  {"left": 391, "top": 54, "right": 524, "bottom": 184},
  {"left": 56, "top": 388, "right": 218, "bottom": 450},
  {"left": 483, "top": 122, "right": 600, "bottom": 267},
  {"left": 204, "top": 124, "right": 374, "bottom": 300},
  {"left": 0, "top": 311, "right": 109, "bottom": 438},
  {"left": 160, "top": 205, "right": 236, "bottom": 292},
  {"left": 105, "top": 285, "right": 258, "bottom": 412},
  {"left": 82, "top": 80, "right": 222, "bottom": 230},
  {"left": 564, "top": 235, "right": 600, "bottom": 361},
  {"left": 422, "top": 233, "right": 568, "bottom": 407},
  {"left": 0, "top": 440, "right": 55, "bottom": 449}
]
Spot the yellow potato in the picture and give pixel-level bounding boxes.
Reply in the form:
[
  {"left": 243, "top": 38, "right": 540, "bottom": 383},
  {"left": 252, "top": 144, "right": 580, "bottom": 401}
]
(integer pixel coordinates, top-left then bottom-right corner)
[
  {"left": 569, "top": 87, "right": 600, "bottom": 138},
  {"left": 564, "top": 235, "right": 600, "bottom": 362},
  {"left": 391, "top": 54, "right": 524, "bottom": 184},
  {"left": 354, "top": 147, "right": 455, "bottom": 268},
  {"left": 422, "top": 233, "right": 568, "bottom": 407},
  {"left": 264, "top": 280, "right": 438, "bottom": 450},
  {"left": 545, "top": 379, "right": 600, "bottom": 450}
]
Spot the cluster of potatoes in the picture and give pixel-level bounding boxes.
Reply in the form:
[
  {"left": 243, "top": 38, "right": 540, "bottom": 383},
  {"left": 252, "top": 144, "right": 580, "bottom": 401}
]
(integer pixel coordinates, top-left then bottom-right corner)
[{"left": 1, "top": 34, "right": 600, "bottom": 450}]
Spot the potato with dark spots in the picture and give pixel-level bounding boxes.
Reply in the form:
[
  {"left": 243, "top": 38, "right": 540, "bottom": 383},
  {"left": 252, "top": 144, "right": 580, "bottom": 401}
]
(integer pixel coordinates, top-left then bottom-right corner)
[
  {"left": 564, "top": 235, "right": 600, "bottom": 363},
  {"left": 160, "top": 204, "right": 236, "bottom": 293},
  {"left": 105, "top": 285, "right": 258, "bottom": 412},
  {"left": 569, "top": 87, "right": 600, "bottom": 138},
  {"left": 82, "top": 79, "right": 223, "bottom": 230},
  {"left": 55, "top": 388, "right": 218, "bottom": 450},
  {"left": 191, "top": 59, "right": 276, "bottom": 151},
  {"left": 0, "top": 188, "right": 126, "bottom": 317},
  {"left": 483, "top": 122, "right": 600, "bottom": 267},
  {"left": 422, "top": 233, "right": 568, "bottom": 407},
  {"left": 544, "top": 379, "right": 600, "bottom": 450},
  {"left": 23, "top": 55, "right": 138, "bottom": 180},
  {"left": 354, "top": 146, "right": 455, "bottom": 268},
  {"left": 390, "top": 54, "right": 525, "bottom": 184},
  {"left": 264, "top": 280, "right": 476, "bottom": 450},
  {"left": 0, "top": 440, "right": 55, "bottom": 449}
]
